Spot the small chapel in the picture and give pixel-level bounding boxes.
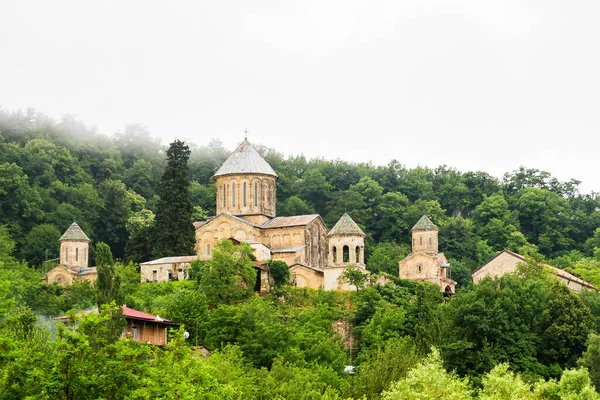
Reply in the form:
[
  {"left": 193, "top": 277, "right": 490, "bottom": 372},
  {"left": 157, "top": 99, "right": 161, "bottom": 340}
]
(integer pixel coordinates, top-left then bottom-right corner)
[
  {"left": 192, "top": 139, "right": 369, "bottom": 290},
  {"left": 398, "top": 215, "right": 456, "bottom": 294},
  {"left": 43, "top": 222, "right": 98, "bottom": 285}
]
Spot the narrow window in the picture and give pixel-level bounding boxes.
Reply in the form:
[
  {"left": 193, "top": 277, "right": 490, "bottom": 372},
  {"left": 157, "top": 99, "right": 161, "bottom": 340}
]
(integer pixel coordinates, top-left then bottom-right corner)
[
  {"left": 207, "top": 243, "right": 211, "bottom": 256},
  {"left": 412, "top": 238, "right": 415, "bottom": 247},
  {"left": 429, "top": 237, "right": 432, "bottom": 246},
  {"left": 418, "top": 265, "right": 422, "bottom": 274},
  {"left": 420, "top": 237, "right": 423, "bottom": 246},
  {"left": 66, "top": 248, "right": 69, "bottom": 261},
  {"left": 333, "top": 247, "right": 337, "bottom": 264},
  {"left": 232, "top": 183, "right": 236, "bottom": 206},
  {"left": 355, "top": 246, "right": 360, "bottom": 263},
  {"left": 343, "top": 246, "right": 350, "bottom": 263},
  {"left": 254, "top": 182, "right": 258, "bottom": 207},
  {"left": 152, "top": 270, "right": 157, "bottom": 282},
  {"left": 243, "top": 182, "right": 247, "bottom": 207},
  {"left": 76, "top": 248, "right": 79, "bottom": 262},
  {"left": 222, "top": 185, "right": 226, "bottom": 207},
  {"left": 84, "top": 248, "right": 87, "bottom": 263}
]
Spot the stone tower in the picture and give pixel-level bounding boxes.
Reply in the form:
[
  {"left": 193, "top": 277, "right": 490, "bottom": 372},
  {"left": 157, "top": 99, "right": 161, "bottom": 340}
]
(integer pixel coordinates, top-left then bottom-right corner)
[
  {"left": 327, "top": 213, "right": 366, "bottom": 267},
  {"left": 411, "top": 214, "right": 438, "bottom": 255},
  {"left": 213, "top": 139, "right": 278, "bottom": 225},
  {"left": 59, "top": 222, "right": 90, "bottom": 270}
]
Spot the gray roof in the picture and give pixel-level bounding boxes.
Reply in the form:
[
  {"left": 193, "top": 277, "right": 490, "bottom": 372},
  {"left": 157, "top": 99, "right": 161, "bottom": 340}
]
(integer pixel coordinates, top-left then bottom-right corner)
[
  {"left": 59, "top": 222, "right": 90, "bottom": 242},
  {"left": 214, "top": 139, "right": 277, "bottom": 178},
  {"left": 411, "top": 215, "right": 438, "bottom": 231},
  {"left": 140, "top": 256, "right": 200, "bottom": 266},
  {"left": 327, "top": 213, "right": 366, "bottom": 237}
]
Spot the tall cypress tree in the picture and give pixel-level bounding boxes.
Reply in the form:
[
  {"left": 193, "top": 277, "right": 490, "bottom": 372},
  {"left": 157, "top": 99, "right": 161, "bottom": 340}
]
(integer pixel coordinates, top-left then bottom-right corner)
[{"left": 152, "top": 139, "right": 195, "bottom": 257}]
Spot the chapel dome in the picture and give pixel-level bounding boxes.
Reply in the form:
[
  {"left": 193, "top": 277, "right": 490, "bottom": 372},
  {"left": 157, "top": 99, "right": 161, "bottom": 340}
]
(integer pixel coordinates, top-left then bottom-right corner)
[{"left": 214, "top": 139, "right": 277, "bottom": 179}]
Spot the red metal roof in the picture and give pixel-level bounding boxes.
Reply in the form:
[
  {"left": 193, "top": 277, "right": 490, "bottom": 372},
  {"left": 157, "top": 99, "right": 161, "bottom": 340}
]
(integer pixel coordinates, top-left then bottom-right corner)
[{"left": 121, "top": 306, "right": 171, "bottom": 322}]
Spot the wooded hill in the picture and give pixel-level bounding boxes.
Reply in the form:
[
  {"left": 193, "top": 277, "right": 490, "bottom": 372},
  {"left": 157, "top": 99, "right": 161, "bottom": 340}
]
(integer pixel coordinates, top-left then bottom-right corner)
[
  {"left": 1, "top": 107, "right": 600, "bottom": 288},
  {"left": 3, "top": 107, "right": 600, "bottom": 398}
]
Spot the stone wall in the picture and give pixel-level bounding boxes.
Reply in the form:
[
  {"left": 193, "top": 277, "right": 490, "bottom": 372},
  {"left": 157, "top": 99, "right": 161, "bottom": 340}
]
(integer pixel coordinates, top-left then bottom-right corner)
[
  {"left": 60, "top": 240, "right": 89, "bottom": 269},
  {"left": 215, "top": 174, "right": 276, "bottom": 217}
]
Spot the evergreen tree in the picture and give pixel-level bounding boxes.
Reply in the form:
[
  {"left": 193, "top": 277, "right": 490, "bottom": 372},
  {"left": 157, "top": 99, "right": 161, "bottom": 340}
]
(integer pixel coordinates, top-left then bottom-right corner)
[
  {"left": 95, "top": 242, "right": 122, "bottom": 307},
  {"left": 152, "top": 139, "right": 195, "bottom": 258}
]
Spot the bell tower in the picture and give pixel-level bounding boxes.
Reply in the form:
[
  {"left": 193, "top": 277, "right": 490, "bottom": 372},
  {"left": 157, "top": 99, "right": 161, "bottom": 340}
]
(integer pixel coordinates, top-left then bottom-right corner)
[
  {"left": 59, "top": 222, "right": 90, "bottom": 270},
  {"left": 411, "top": 215, "right": 438, "bottom": 255}
]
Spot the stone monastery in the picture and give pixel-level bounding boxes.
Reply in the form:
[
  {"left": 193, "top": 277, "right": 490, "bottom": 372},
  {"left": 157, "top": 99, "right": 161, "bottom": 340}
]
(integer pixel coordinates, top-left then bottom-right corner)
[{"left": 190, "top": 139, "right": 368, "bottom": 290}]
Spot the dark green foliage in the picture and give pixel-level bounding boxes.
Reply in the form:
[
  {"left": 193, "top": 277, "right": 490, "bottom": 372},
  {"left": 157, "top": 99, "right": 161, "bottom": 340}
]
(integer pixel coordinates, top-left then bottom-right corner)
[
  {"left": 95, "top": 242, "right": 123, "bottom": 308},
  {"left": 21, "top": 223, "right": 61, "bottom": 268},
  {"left": 152, "top": 139, "right": 195, "bottom": 257},
  {"left": 267, "top": 259, "right": 290, "bottom": 288},
  {"left": 199, "top": 240, "right": 256, "bottom": 305}
]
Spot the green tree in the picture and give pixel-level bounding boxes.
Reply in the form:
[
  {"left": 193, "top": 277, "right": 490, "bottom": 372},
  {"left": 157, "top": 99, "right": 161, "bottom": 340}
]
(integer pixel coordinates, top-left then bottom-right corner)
[
  {"left": 21, "top": 224, "right": 61, "bottom": 268},
  {"left": 578, "top": 333, "right": 600, "bottom": 391},
  {"left": 97, "top": 179, "right": 132, "bottom": 258},
  {"left": 152, "top": 139, "right": 195, "bottom": 257},
  {"left": 199, "top": 240, "right": 256, "bottom": 305},
  {"left": 267, "top": 260, "right": 290, "bottom": 288},
  {"left": 341, "top": 266, "right": 368, "bottom": 291},
  {"left": 95, "top": 242, "right": 123, "bottom": 308},
  {"left": 382, "top": 348, "right": 472, "bottom": 400},
  {"left": 367, "top": 241, "right": 410, "bottom": 276}
]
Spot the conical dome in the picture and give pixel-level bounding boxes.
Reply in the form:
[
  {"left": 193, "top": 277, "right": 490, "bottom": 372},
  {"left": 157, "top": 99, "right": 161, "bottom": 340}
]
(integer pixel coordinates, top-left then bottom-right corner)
[
  {"left": 59, "top": 222, "right": 90, "bottom": 241},
  {"left": 411, "top": 215, "right": 438, "bottom": 231},
  {"left": 327, "top": 213, "right": 366, "bottom": 237},
  {"left": 214, "top": 139, "right": 277, "bottom": 178}
]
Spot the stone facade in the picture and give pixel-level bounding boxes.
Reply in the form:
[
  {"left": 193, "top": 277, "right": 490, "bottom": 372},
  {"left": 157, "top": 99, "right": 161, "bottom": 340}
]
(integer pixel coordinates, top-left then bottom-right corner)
[
  {"left": 140, "top": 255, "right": 199, "bottom": 283},
  {"left": 323, "top": 213, "right": 368, "bottom": 290},
  {"left": 473, "top": 250, "right": 596, "bottom": 292},
  {"left": 44, "top": 222, "right": 97, "bottom": 285},
  {"left": 187, "top": 139, "right": 370, "bottom": 291},
  {"left": 398, "top": 215, "right": 456, "bottom": 294}
]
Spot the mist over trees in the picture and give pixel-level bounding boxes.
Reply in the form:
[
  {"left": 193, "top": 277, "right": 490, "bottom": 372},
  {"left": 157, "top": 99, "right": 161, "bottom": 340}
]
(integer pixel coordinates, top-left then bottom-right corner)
[{"left": 2, "top": 107, "right": 600, "bottom": 398}]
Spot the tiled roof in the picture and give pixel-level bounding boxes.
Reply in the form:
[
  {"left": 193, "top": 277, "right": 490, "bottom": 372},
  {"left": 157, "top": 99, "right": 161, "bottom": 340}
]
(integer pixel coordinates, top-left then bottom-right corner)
[
  {"left": 59, "top": 222, "right": 90, "bottom": 241},
  {"left": 411, "top": 215, "right": 438, "bottom": 231},
  {"left": 261, "top": 214, "right": 320, "bottom": 229},
  {"left": 214, "top": 139, "right": 277, "bottom": 178},
  {"left": 327, "top": 213, "right": 366, "bottom": 237},
  {"left": 473, "top": 250, "right": 596, "bottom": 290},
  {"left": 140, "top": 256, "right": 199, "bottom": 266}
]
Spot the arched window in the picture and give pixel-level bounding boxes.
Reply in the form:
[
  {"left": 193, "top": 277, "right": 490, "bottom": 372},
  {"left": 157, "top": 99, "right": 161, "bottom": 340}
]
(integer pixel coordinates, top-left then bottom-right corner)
[
  {"left": 355, "top": 246, "right": 360, "bottom": 263},
  {"left": 343, "top": 246, "right": 350, "bottom": 263},
  {"left": 254, "top": 182, "right": 258, "bottom": 207},
  {"left": 232, "top": 183, "right": 236, "bottom": 206},
  {"left": 222, "top": 185, "right": 226, "bottom": 207},
  {"left": 420, "top": 237, "right": 423, "bottom": 246},
  {"left": 429, "top": 237, "right": 432, "bottom": 246},
  {"left": 418, "top": 264, "right": 422, "bottom": 274},
  {"left": 76, "top": 248, "right": 79, "bottom": 262},
  {"left": 333, "top": 247, "right": 337, "bottom": 264},
  {"left": 66, "top": 248, "right": 69, "bottom": 261},
  {"left": 243, "top": 182, "right": 247, "bottom": 207},
  {"left": 206, "top": 243, "right": 211, "bottom": 256},
  {"left": 412, "top": 238, "right": 415, "bottom": 247},
  {"left": 84, "top": 248, "right": 87, "bottom": 263}
]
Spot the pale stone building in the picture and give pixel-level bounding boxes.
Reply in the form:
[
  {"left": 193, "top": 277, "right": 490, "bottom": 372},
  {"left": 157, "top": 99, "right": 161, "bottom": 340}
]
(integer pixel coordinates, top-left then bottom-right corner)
[
  {"left": 189, "top": 138, "right": 368, "bottom": 291},
  {"left": 322, "top": 213, "right": 369, "bottom": 290},
  {"left": 398, "top": 215, "right": 456, "bottom": 294},
  {"left": 472, "top": 250, "right": 596, "bottom": 292},
  {"left": 43, "top": 222, "right": 98, "bottom": 285},
  {"left": 140, "top": 255, "right": 199, "bottom": 282}
]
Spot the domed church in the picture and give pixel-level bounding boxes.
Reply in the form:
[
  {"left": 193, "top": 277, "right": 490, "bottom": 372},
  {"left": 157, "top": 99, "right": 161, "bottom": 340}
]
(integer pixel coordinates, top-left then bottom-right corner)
[{"left": 193, "top": 139, "right": 369, "bottom": 290}]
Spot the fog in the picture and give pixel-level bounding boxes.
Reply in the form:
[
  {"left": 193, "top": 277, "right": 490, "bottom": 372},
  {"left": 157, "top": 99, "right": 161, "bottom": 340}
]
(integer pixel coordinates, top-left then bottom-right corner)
[{"left": 1, "top": 0, "right": 599, "bottom": 192}]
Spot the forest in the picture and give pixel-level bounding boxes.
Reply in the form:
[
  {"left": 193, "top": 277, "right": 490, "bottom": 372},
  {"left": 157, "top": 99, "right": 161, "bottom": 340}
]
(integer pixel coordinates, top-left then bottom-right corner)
[{"left": 2, "top": 107, "right": 600, "bottom": 399}]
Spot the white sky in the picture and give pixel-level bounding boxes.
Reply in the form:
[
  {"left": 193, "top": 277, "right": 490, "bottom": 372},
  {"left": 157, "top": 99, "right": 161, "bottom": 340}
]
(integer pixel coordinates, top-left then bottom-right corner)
[{"left": 1, "top": 1, "right": 599, "bottom": 193}]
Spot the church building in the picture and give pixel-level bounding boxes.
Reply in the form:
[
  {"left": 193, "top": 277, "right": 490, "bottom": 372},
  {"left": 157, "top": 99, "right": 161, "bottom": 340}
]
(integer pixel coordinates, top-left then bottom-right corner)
[
  {"left": 43, "top": 222, "right": 98, "bottom": 285},
  {"left": 398, "top": 215, "right": 456, "bottom": 294},
  {"left": 193, "top": 139, "right": 368, "bottom": 290}
]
